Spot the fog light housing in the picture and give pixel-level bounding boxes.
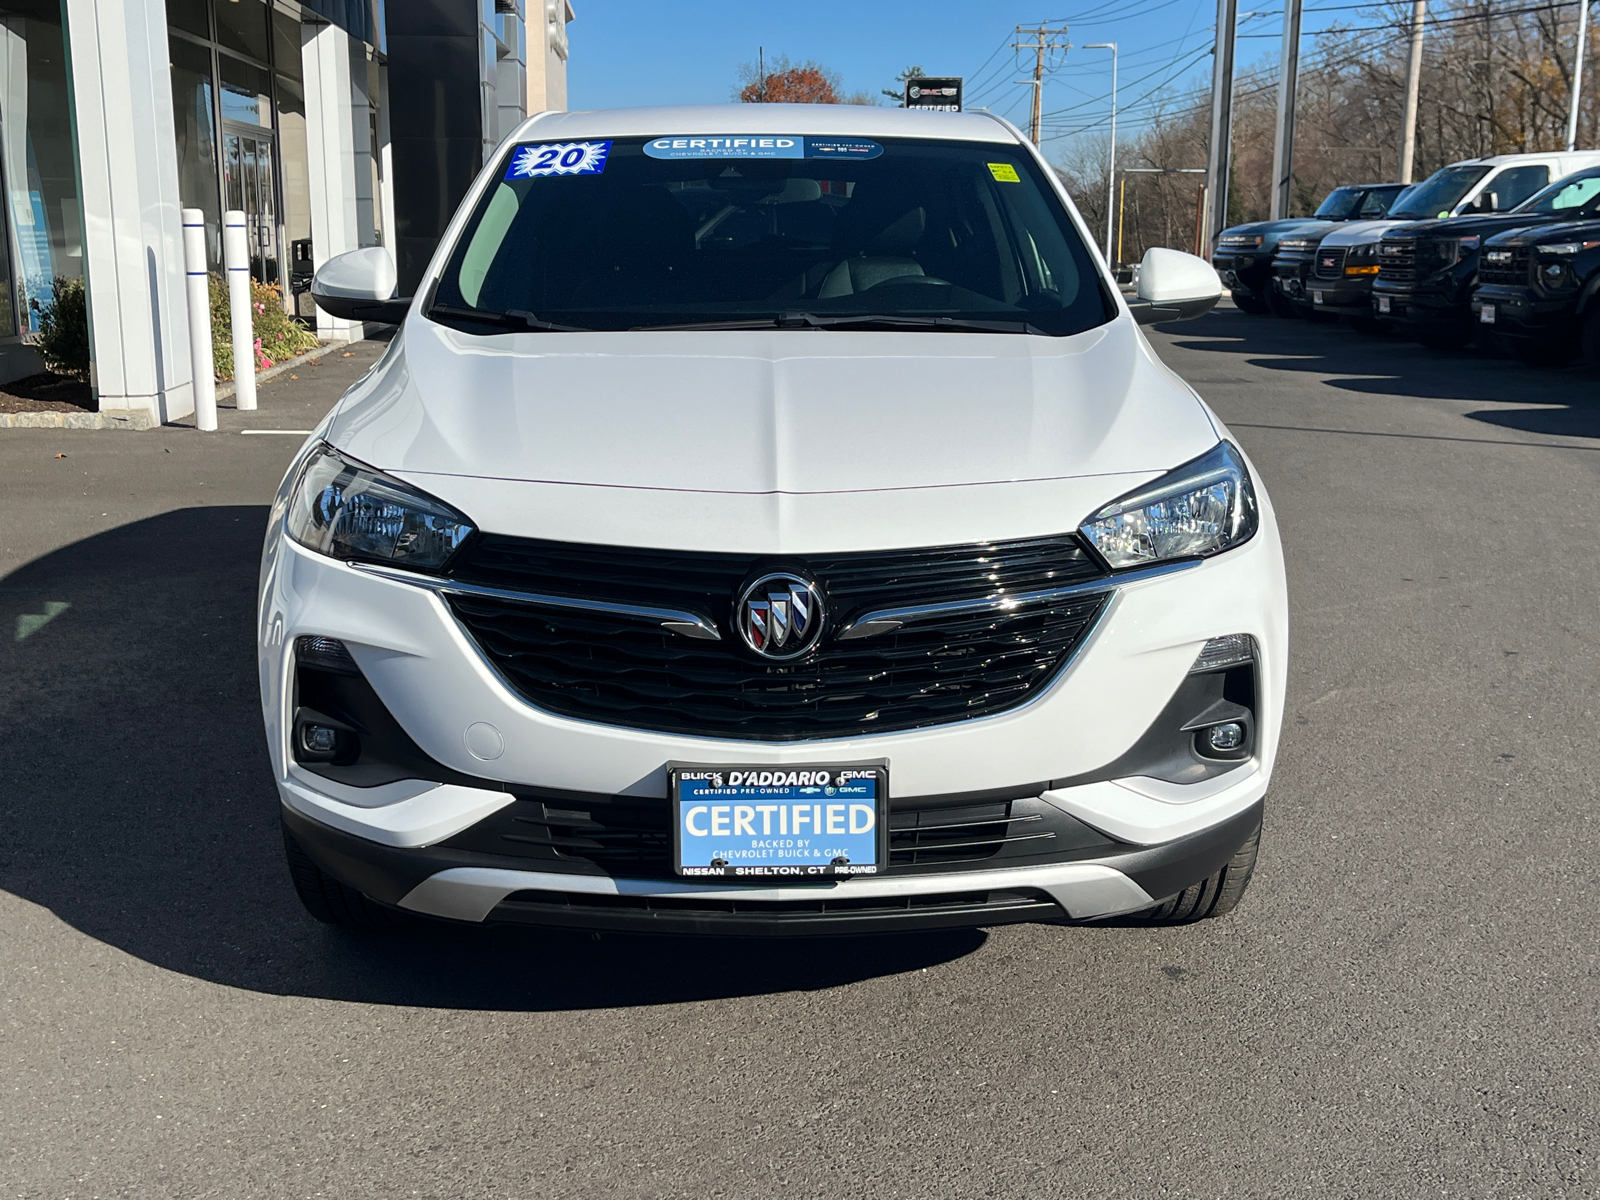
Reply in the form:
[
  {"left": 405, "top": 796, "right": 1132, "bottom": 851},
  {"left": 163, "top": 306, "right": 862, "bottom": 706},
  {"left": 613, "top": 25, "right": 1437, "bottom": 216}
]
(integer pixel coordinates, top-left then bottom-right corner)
[
  {"left": 1205, "top": 722, "right": 1246, "bottom": 752},
  {"left": 301, "top": 725, "right": 339, "bottom": 754}
]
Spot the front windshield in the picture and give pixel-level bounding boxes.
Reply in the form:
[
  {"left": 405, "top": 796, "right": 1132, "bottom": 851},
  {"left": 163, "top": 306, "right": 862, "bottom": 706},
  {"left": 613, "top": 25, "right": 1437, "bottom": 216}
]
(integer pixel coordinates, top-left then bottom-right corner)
[
  {"left": 1389, "top": 165, "right": 1491, "bottom": 219},
  {"left": 1513, "top": 169, "right": 1600, "bottom": 216},
  {"left": 431, "top": 135, "right": 1114, "bottom": 335},
  {"left": 1314, "top": 187, "right": 1362, "bottom": 219}
]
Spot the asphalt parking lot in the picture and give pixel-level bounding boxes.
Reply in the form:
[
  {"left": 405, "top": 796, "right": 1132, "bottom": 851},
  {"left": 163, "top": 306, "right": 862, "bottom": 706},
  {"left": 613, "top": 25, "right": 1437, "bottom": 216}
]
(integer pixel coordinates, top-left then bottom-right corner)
[{"left": 2, "top": 309, "right": 1597, "bottom": 1198}]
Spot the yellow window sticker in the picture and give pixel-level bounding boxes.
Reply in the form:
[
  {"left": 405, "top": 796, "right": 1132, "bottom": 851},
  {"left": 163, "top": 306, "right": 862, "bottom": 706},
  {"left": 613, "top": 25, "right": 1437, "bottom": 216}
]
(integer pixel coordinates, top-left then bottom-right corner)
[{"left": 988, "top": 163, "right": 1021, "bottom": 183}]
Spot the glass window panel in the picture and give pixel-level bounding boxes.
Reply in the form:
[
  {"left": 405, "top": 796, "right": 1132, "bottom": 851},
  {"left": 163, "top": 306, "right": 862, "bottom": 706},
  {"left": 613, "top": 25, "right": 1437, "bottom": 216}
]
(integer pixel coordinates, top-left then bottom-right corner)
[
  {"left": 0, "top": 9, "right": 83, "bottom": 340},
  {"left": 168, "top": 36, "right": 222, "bottom": 264},
  {"left": 276, "top": 71, "right": 311, "bottom": 244},
  {"left": 218, "top": 51, "right": 271, "bottom": 125},
  {"left": 165, "top": 0, "right": 210, "bottom": 39},
  {"left": 272, "top": 8, "right": 301, "bottom": 79},
  {"left": 214, "top": 0, "right": 269, "bottom": 63}
]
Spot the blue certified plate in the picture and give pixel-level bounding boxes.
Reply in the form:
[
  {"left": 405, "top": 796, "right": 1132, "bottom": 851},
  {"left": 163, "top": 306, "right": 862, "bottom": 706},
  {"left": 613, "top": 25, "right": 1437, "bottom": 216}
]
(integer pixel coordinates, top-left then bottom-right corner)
[{"left": 670, "top": 764, "right": 888, "bottom": 879}]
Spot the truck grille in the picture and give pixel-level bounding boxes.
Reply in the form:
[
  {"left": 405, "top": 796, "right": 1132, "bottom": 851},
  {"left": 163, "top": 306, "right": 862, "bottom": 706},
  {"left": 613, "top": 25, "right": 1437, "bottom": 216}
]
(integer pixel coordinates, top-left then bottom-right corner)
[
  {"left": 444, "top": 534, "right": 1110, "bottom": 740},
  {"left": 1314, "top": 247, "right": 1347, "bottom": 279},
  {"left": 1479, "top": 246, "right": 1530, "bottom": 285},
  {"left": 1377, "top": 238, "right": 1416, "bottom": 282}
]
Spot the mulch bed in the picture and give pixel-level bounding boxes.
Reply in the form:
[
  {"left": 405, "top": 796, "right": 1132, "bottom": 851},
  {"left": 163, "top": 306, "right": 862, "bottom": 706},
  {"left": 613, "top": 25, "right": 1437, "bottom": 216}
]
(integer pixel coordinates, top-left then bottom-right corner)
[{"left": 0, "top": 372, "right": 95, "bottom": 414}]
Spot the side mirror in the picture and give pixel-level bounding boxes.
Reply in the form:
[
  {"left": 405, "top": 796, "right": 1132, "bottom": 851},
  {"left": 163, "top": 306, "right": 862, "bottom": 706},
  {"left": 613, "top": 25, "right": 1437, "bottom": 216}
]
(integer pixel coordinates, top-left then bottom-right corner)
[
  {"left": 1474, "top": 192, "right": 1500, "bottom": 214},
  {"left": 1128, "top": 247, "right": 1223, "bottom": 325},
  {"left": 310, "top": 247, "right": 412, "bottom": 324}
]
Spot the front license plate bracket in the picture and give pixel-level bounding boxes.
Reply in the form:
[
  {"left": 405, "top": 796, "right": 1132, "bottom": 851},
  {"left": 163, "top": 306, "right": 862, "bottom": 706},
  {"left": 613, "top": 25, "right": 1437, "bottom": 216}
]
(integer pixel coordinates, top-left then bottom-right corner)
[{"left": 669, "top": 763, "right": 889, "bottom": 880}]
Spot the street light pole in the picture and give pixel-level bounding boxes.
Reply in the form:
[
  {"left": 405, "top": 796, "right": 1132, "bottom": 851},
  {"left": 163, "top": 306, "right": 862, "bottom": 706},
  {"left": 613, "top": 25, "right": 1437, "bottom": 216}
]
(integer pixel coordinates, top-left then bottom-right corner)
[
  {"left": 1084, "top": 43, "right": 1118, "bottom": 266},
  {"left": 1569, "top": 0, "right": 1591, "bottom": 152}
]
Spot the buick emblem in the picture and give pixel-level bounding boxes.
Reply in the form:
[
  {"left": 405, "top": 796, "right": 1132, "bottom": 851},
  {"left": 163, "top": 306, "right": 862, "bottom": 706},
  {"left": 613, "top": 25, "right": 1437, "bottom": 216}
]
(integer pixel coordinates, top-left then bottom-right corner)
[{"left": 735, "top": 572, "right": 825, "bottom": 660}]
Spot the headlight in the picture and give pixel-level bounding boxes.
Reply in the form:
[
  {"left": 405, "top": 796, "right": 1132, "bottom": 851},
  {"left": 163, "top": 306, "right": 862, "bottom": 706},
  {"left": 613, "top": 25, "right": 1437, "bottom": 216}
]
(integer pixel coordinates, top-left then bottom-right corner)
[
  {"left": 1536, "top": 240, "right": 1600, "bottom": 255},
  {"left": 1219, "top": 235, "right": 1263, "bottom": 247},
  {"left": 286, "top": 443, "right": 475, "bottom": 571},
  {"left": 1279, "top": 237, "right": 1316, "bottom": 251},
  {"left": 1345, "top": 242, "right": 1378, "bottom": 263},
  {"left": 1079, "top": 442, "right": 1259, "bottom": 569}
]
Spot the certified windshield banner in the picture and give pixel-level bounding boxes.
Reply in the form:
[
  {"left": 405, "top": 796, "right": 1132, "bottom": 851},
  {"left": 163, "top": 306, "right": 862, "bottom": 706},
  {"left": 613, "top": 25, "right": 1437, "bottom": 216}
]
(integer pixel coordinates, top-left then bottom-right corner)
[{"left": 643, "top": 135, "right": 882, "bottom": 161}]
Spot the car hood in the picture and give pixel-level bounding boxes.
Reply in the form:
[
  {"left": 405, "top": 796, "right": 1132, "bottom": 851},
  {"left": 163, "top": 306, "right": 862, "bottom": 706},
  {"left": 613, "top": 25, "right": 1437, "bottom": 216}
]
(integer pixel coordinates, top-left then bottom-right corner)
[
  {"left": 325, "top": 316, "right": 1219, "bottom": 497},
  {"left": 1219, "top": 218, "right": 1327, "bottom": 244},
  {"left": 1487, "top": 217, "right": 1600, "bottom": 246},
  {"left": 1319, "top": 218, "right": 1409, "bottom": 247},
  {"left": 1388, "top": 212, "right": 1565, "bottom": 239}
]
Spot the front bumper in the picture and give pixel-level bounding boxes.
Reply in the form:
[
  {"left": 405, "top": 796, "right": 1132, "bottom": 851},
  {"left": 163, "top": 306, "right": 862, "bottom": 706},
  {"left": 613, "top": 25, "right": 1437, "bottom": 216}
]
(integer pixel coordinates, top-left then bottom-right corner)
[
  {"left": 1214, "top": 252, "right": 1270, "bottom": 294},
  {"left": 1372, "top": 282, "right": 1467, "bottom": 328},
  {"left": 1470, "top": 284, "right": 1578, "bottom": 340},
  {"left": 260, "top": 473, "right": 1288, "bottom": 933},
  {"left": 283, "top": 794, "right": 1266, "bottom": 934}
]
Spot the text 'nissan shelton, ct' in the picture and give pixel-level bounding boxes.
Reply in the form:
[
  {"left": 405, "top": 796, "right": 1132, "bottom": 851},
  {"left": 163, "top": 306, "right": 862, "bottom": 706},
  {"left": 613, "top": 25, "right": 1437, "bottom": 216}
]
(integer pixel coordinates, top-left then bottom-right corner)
[{"left": 261, "top": 105, "right": 1288, "bottom": 936}]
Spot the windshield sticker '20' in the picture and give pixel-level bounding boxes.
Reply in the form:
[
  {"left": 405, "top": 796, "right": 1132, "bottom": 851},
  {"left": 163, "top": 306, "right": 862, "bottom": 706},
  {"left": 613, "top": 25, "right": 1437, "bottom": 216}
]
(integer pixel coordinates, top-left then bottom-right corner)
[{"left": 505, "top": 141, "right": 611, "bottom": 179}]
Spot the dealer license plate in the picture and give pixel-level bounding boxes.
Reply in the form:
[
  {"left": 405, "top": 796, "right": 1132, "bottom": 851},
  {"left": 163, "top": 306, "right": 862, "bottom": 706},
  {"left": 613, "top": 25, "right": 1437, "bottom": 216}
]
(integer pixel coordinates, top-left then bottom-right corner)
[
  {"left": 1480, "top": 304, "right": 1496, "bottom": 324},
  {"left": 1377, "top": 295, "right": 1391, "bottom": 313},
  {"left": 1312, "top": 289, "right": 1325, "bottom": 305},
  {"left": 670, "top": 764, "right": 888, "bottom": 879}
]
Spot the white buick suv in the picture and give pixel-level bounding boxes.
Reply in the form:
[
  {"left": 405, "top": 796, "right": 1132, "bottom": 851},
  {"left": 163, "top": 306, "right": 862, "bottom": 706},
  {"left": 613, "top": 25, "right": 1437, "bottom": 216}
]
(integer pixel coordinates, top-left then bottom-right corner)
[{"left": 259, "top": 104, "right": 1287, "bottom": 935}]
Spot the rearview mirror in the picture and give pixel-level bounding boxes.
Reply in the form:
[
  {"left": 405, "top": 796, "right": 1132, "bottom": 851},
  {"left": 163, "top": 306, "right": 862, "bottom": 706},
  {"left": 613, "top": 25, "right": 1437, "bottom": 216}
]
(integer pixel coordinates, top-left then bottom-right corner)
[
  {"left": 1128, "top": 248, "right": 1223, "bottom": 325},
  {"left": 310, "top": 247, "right": 412, "bottom": 324}
]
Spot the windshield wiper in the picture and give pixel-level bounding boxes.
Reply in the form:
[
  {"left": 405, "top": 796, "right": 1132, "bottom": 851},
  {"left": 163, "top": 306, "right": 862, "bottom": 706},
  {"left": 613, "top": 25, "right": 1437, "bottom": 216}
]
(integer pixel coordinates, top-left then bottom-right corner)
[
  {"left": 631, "top": 312, "right": 1050, "bottom": 335},
  {"left": 427, "top": 303, "right": 592, "bottom": 332}
]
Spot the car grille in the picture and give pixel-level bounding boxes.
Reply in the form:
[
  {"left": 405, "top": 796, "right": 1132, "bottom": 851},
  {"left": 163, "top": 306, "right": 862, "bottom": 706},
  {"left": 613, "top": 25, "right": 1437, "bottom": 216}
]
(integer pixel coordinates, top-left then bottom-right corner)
[
  {"left": 440, "top": 790, "right": 1116, "bottom": 878},
  {"left": 1479, "top": 246, "right": 1530, "bottom": 285},
  {"left": 1377, "top": 238, "right": 1416, "bottom": 282},
  {"left": 444, "top": 534, "right": 1110, "bottom": 740},
  {"left": 1314, "top": 247, "right": 1347, "bottom": 279}
]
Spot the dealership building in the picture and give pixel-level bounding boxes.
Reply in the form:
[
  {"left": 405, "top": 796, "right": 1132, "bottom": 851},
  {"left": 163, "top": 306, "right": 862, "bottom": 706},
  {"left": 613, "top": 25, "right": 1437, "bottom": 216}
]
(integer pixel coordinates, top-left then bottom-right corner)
[{"left": 0, "top": 0, "right": 572, "bottom": 419}]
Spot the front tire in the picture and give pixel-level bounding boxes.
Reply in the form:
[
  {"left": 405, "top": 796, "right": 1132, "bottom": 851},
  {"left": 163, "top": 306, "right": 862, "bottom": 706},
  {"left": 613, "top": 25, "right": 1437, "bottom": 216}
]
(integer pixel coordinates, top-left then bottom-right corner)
[
  {"left": 1576, "top": 309, "right": 1600, "bottom": 370},
  {"left": 1231, "top": 289, "right": 1271, "bottom": 315},
  {"left": 283, "top": 822, "right": 413, "bottom": 930},
  {"left": 1136, "top": 822, "right": 1260, "bottom": 924}
]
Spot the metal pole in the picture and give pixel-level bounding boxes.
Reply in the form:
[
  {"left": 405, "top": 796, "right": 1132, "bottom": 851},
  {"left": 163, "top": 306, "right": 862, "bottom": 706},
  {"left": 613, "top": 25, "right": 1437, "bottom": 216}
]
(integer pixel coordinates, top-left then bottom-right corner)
[
  {"left": 1117, "top": 177, "right": 1127, "bottom": 266},
  {"left": 1570, "top": 0, "right": 1591, "bottom": 152},
  {"left": 1399, "top": 0, "right": 1427, "bottom": 183},
  {"left": 1270, "top": 0, "right": 1303, "bottom": 220},
  {"left": 182, "top": 209, "right": 217, "bottom": 432},
  {"left": 1085, "top": 44, "right": 1118, "bottom": 264},
  {"left": 223, "top": 210, "right": 257, "bottom": 413},
  {"left": 1206, "top": 0, "right": 1239, "bottom": 250}
]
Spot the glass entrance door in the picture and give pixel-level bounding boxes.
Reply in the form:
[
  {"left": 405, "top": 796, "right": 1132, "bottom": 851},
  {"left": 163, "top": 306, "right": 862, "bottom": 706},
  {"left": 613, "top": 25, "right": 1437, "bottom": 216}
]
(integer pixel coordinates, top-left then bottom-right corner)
[{"left": 222, "top": 125, "right": 280, "bottom": 286}]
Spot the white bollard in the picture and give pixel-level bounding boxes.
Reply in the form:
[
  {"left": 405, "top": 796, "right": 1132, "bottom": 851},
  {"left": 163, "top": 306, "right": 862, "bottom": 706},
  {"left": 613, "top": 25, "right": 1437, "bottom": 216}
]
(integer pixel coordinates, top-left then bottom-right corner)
[
  {"left": 223, "top": 210, "right": 257, "bottom": 412},
  {"left": 181, "top": 209, "right": 217, "bottom": 432}
]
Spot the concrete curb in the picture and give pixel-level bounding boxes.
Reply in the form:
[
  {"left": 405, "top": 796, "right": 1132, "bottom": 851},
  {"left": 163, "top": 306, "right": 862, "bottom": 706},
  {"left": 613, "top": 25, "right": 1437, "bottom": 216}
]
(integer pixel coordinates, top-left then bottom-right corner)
[
  {"left": 0, "top": 338, "right": 351, "bottom": 431},
  {"left": 0, "top": 408, "right": 157, "bottom": 430}
]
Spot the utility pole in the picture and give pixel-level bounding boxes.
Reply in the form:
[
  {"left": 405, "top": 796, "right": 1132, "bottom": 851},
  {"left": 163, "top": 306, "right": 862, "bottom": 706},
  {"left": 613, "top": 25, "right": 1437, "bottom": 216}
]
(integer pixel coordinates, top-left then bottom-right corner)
[
  {"left": 1570, "top": 0, "right": 1592, "bottom": 151},
  {"left": 1205, "top": 0, "right": 1239, "bottom": 251},
  {"left": 1013, "top": 22, "right": 1070, "bottom": 146},
  {"left": 1270, "top": 0, "right": 1303, "bottom": 220},
  {"left": 1399, "top": 0, "right": 1427, "bottom": 182},
  {"left": 1084, "top": 43, "right": 1118, "bottom": 264}
]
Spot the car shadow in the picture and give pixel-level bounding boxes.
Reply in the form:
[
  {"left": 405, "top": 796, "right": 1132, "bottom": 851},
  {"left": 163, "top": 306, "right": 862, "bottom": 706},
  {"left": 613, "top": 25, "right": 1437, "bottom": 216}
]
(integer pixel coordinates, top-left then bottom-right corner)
[
  {"left": 1154, "top": 304, "right": 1595, "bottom": 417},
  {"left": 0, "top": 507, "right": 983, "bottom": 1011}
]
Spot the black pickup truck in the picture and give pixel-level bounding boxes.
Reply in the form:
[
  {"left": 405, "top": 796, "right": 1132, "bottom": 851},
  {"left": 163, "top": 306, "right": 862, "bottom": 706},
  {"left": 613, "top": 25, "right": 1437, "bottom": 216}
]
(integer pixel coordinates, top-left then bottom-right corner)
[
  {"left": 1373, "top": 166, "right": 1600, "bottom": 348},
  {"left": 1472, "top": 219, "right": 1600, "bottom": 367}
]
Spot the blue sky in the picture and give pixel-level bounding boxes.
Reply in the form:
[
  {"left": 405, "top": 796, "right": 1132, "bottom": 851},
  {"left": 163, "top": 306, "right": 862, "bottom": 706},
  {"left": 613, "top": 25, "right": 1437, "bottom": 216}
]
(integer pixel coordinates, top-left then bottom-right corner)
[{"left": 565, "top": 1, "right": 1362, "bottom": 161}]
